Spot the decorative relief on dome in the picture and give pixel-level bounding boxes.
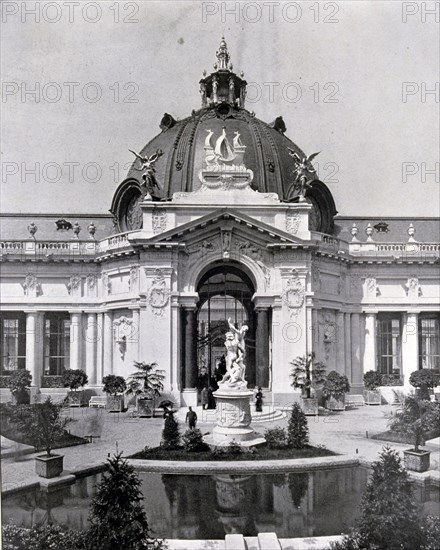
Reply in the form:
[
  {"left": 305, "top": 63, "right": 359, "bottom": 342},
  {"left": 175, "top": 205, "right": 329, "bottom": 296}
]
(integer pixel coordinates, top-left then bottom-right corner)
[
  {"left": 286, "top": 212, "right": 300, "bottom": 235},
  {"left": 146, "top": 268, "right": 171, "bottom": 317},
  {"left": 152, "top": 207, "right": 167, "bottom": 235},
  {"left": 23, "top": 273, "right": 42, "bottom": 297},
  {"left": 198, "top": 128, "right": 254, "bottom": 189},
  {"left": 126, "top": 194, "right": 143, "bottom": 230},
  {"left": 282, "top": 270, "right": 305, "bottom": 318}
]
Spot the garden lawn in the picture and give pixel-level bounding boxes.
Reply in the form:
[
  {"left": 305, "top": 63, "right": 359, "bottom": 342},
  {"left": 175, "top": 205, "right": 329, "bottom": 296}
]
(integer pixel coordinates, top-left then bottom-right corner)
[{"left": 130, "top": 444, "right": 336, "bottom": 461}]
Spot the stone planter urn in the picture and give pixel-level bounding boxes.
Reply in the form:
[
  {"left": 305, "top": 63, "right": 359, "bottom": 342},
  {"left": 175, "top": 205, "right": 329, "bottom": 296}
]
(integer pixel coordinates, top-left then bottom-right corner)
[
  {"left": 106, "top": 394, "right": 124, "bottom": 412},
  {"left": 300, "top": 396, "right": 319, "bottom": 416},
  {"left": 325, "top": 394, "right": 346, "bottom": 411},
  {"left": 363, "top": 389, "right": 381, "bottom": 405},
  {"left": 403, "top": 449, "right": 431, "bottom": 473},
  {"left": 137, "top": 397, "right": 155, "bottom": 417},
  {"left": 35, "top": 454, "right": 64, "bottom": 479},
  {"left": 67, "top": 390, "right": 85, "bottom": 407}
]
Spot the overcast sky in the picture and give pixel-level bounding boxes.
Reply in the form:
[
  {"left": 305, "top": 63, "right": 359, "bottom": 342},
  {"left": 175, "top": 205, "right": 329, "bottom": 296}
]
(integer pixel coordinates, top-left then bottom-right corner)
[{"left": 1, "top": 0, "right": 439, "bottom": 217}]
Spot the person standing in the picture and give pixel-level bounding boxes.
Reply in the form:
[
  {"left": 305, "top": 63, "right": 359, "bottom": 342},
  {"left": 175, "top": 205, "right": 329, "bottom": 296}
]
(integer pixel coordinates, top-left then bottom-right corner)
[
  {"left": 201, "top": 386, "right": 209, "bottom": 410},
  {"left": 255, "top": 387, "right": 264, "bottom": 412},
  {"left": 185, "top": 406, "right": 197, "bottom": 429}
]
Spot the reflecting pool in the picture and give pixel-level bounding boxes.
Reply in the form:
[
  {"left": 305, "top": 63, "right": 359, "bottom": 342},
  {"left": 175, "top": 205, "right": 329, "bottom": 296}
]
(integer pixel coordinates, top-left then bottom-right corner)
[{"left": 2, "top": 467, "right": 438, "bottom": 539}]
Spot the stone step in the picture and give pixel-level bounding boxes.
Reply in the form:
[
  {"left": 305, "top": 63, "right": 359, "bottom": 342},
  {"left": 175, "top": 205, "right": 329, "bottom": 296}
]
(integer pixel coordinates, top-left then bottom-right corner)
[{"left": 176, "top": 406, "right": 285, "bottom": 424}]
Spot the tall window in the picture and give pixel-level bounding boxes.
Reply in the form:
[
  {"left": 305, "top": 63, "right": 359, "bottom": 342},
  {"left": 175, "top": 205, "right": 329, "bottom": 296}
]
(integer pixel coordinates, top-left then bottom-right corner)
[
  {"left": 0, "top": 313, "right": 26, "bottom": 372},
  {"left": 376, "top": 314, "right": 402, "bottom": 375},
  {"left": 44, "top": 313, "right": 70, "bottom": 376},
  {"left": 419, "top": 316, "right": 440, "bottom": 370}
]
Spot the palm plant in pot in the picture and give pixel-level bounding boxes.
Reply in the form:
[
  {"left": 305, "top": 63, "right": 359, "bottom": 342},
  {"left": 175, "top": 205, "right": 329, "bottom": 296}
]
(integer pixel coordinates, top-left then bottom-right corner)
[
  {"left": 15, "top": 397, "right": 70, "bottom": 478},
  {"left": 125, "top": 361, "right": 165, "bottom": 417},
  {"left": 61, "top": 369, "right": 88, "bottom": 407},
  {"left": 363, "top": 370, "right": 382, "bottom": 405},
  {"left": 7, "top": 369, "right": 32, "bottom": 405},
  {"left": 322, "top": 370, "right": 351, "bottom": 411},
  {"left": 102, "top": 374, "right": 126, "bottom": 412},
  {"left": 389, "top": 396, "right": 431, "bottom": 472},
  {"left": 290, "top": 353, "right": 326, "bottom": 416}
]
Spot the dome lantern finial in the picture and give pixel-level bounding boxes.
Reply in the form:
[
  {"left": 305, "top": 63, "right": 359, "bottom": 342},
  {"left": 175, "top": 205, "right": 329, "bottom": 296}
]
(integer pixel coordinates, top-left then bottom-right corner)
[{"left": 216, "top": 36, "right": 230, "bottom": 70}]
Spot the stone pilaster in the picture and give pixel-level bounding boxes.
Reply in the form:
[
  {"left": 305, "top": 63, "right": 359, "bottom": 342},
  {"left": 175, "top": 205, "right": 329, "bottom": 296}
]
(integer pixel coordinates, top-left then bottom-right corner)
[
  {"left": 402, "top": 312, "right": 419, "bottom": 386},
  {"left": 103, "top": 311, "right": 113, "bottom": 376},
  {"left": 255, "top": 308, "right": 270, "bottom": 388},
  {"left": 85, "top": 312, "right": 97, "bottom": 385},
  {"left": 69, "top": 311, "right": 82, "bottom": 372},
  {"left": 363, "top": 312, "right": 377, "bottom": 375}
]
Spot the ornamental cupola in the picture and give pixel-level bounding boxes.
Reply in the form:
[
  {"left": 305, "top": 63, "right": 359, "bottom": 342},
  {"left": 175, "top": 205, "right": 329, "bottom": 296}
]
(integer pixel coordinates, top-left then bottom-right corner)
[{"left": 199, "top": 37, "right": 248, "bottom": 109}]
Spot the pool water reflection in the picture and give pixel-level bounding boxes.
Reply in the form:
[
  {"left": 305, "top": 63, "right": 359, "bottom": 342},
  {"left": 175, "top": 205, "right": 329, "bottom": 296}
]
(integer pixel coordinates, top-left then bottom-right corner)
[{"left": 2, "top": 467, "right": 438, "bottom": 539}]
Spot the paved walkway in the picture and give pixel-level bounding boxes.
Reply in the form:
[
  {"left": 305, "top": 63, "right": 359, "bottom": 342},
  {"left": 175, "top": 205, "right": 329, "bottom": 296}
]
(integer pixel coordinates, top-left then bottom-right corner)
[{"left": 1, "top": 403, "right": 439, "bottom": 494}]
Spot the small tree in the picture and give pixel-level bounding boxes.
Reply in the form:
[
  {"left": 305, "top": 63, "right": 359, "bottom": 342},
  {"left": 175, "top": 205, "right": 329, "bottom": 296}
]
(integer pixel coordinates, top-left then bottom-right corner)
[
  {"left": 126, "top": 362, "right": 165, "bottom": 399},
  {"left": 88, "top": 453, "right": 158, "bottom": 550},
  {"left": 290, "top": 353, "right": 326, "bottom": 398},
  {"left": 322, "top": 371, "right": 350, "bottom": 398},
  {"left": 287, "top": 403, "right": 309, "bottom": 449},
  {"left": 7, "top": 369, "right": 32, "bottom": 404},
  {"left": 409, "top": 369, "right": 437, "bottom": 400},
  {"left": 161, "top": 412, "right": 180, "bottom": 450},
  {"left": 61, "top": 369, "right": 88, "bottom": 391},
  {"left": 102, "top": 375, "right": 126, "bottom": 396},
  {"left": 363, "top": 370, "right": 382, "bottom": 391},
  {"left": 357, "top": 446, "right": 422, "bottom": 549},
  {"left": 14, "top": 398, "right": 69, "bottom": 456}
]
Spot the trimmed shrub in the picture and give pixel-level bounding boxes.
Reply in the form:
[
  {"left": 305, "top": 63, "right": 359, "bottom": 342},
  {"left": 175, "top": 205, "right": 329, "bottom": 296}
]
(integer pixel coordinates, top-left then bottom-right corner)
[
  {"left": 182, "top": 428, "right": 209, "bottom": 452},
  {"left": 2, "top": 524, "right": 87, "bottom": 550},
  {"left": 88, "top": 453, "right": 166, "bottom": 550},
  {"left": 409, "top": 369, "right": 437, "bottom": 400},
  {"left": 363, "top": 370, "right": 382, "bottom": 391},
  {"left": 264, "top": 427, "right": 287, "bottom": 449},
  {"left": 287, "top": 403, "right": 309, "bottom": 449}
]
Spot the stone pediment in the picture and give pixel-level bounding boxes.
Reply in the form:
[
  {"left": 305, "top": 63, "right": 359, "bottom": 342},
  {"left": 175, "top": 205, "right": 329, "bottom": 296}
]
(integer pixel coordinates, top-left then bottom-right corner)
[{"left": 129, "top": 208, "right": 311, "bottom": 250}]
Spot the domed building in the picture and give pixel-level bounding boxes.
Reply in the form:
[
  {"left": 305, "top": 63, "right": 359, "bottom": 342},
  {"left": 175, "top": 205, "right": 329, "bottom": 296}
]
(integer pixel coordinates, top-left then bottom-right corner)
[{"left": 1, "top": 39, "right": 439, "bottom": 407}]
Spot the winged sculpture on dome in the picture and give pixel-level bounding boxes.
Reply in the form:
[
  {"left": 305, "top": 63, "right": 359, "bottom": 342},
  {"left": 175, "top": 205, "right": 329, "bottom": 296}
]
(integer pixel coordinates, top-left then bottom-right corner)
[
  {"left": 129, "top": 149, "right": 163, "bottom": 200},
  {"left": 288, "top": 148, "right": 320, "bottom": 201}
]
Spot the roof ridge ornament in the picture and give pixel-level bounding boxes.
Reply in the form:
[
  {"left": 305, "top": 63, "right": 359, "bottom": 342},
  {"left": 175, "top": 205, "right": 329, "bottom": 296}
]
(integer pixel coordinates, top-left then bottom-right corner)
[{"left": 216, "top": 36, "right": 230, "bottom": 70}]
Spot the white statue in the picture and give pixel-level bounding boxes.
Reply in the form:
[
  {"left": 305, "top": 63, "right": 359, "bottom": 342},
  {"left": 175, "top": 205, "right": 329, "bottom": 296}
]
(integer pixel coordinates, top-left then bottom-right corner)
[{"left": 220, "top": 318, "right": 249, "bottom": 389}]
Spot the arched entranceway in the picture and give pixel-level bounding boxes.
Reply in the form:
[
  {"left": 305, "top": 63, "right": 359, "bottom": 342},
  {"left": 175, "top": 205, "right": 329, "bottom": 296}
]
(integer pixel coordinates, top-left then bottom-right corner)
[
  {"left": 180, "top": 262, "right": 271, "bottom": 405},
  {"left": 197, "top": 265, "right": 257, "bottom": 389}
]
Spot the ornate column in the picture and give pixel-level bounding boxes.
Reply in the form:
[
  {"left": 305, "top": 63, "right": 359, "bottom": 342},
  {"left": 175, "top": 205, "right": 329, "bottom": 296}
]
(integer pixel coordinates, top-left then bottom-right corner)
[
  {"left": 402, "top": 312, "right": 419, "bottom": 386},
  {"left": 25, "top": 311, "right": 40, "bottom": 387},
  {"left": 350, "top": 313, "right": 362, "bottom": 389},
  {"left": 344, "top": 313, "right": 352, "bottom": 382},
  {"left": 69, "top": 311, "right": 82, "bottom": 371},
  {"left": 312, "top": 309, "right": 319, "bottom": 349},
  {"left": 85, "top": 312, "right": 97, "bottom": 385},
  {"left": 130, "top": 307, "right": 140, "bottom": 361},
  {"left": 96, "top": 312, "right": 104, "bottom": 385},
  {"left": 182, "top": 307, "right": 198, "bottom": 406},
  {"left": 363, "top": 312, "right": 377, "bottom": 375},
  {"left": 103, "top": 311, "right": 113, "bottom": 376},
  {"left": 255, "top": 308, "right": 270, "bottom": 387},
  {"left": 336, "top": 311, "right": 345, "bottom": 375}
]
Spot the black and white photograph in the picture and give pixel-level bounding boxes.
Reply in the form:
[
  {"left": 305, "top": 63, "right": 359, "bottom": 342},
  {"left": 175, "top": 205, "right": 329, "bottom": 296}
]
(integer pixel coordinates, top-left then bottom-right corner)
[{"left": 1, "top": 1, "right": 439, "bottom": 548}]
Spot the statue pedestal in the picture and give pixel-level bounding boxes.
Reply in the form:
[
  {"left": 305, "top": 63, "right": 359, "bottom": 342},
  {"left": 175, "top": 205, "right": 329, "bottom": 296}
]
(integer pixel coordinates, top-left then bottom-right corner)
[{"left": 208, "top": 388, "right": 265, "bottom": 447}]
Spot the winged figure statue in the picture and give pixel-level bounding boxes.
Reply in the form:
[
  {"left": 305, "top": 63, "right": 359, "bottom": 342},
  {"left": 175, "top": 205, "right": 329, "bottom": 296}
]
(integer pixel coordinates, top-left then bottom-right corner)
[
  {"left": 129, "top": 149, "right": 163, "bottom": 199},
  {"left": 288, "top": 148, "right": 320, "bottom": 200}
]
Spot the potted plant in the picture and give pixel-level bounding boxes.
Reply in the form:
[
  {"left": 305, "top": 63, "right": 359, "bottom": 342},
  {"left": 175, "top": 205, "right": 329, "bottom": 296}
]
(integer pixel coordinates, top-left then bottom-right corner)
[
  {"left": 290, "top": 353, "right": 326, "bottom": 415},
  {"left": 322, "top": 370, "right": 351, "bottom": 410},
  {"left": 7, "top": 369, "right": 32, "bottom": 405},
  {"left": 61, "top": 369, "right": 88, "bottom": 407},
  {"left": 15, "top": 398, "right": 70, "bottom": 478},
  {"left": 125, "top": 361, "right": 165, "bottom": 417},
  {"left": 409, "top": 369, "right": 437, "bottom": 401},
  {"left": 363, "top": 370, "right": 382, "bottom": 405},
  {"left": 102, "top": 375, "right": 126, "bottom": 412},
  {"left": 389, "top": 396, "right": 431, "bottom": 472}
]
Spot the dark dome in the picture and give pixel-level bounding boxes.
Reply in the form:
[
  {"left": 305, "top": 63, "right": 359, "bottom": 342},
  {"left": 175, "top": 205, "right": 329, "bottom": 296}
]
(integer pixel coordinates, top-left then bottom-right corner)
[{"left": 111, "top": 39, "right": 337, "bottom": 235}]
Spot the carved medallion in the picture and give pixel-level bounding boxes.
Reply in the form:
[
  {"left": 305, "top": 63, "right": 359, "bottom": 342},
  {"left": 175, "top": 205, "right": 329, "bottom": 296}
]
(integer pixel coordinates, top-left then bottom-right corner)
[
  {"left": 282, "top": 270, "right": 305, "bottom": 317},
  {"left": 146, "top": 269, "right": 171, "bottom": 316},
  {"left": 125, "top": 194, "right": 143, "bottom": 230},
  {"left": 23, "top": 274, "right": 41, "bottom": 297}
]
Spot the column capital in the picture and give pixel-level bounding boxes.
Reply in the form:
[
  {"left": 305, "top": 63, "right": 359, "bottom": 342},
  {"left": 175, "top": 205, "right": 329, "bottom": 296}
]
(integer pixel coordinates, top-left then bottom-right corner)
[
  {"left": 253, "top": 295, "right": 273, "bottom": 309},
  {"left": 179, "top": 293, "right": 199, "bottom": 310}
]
